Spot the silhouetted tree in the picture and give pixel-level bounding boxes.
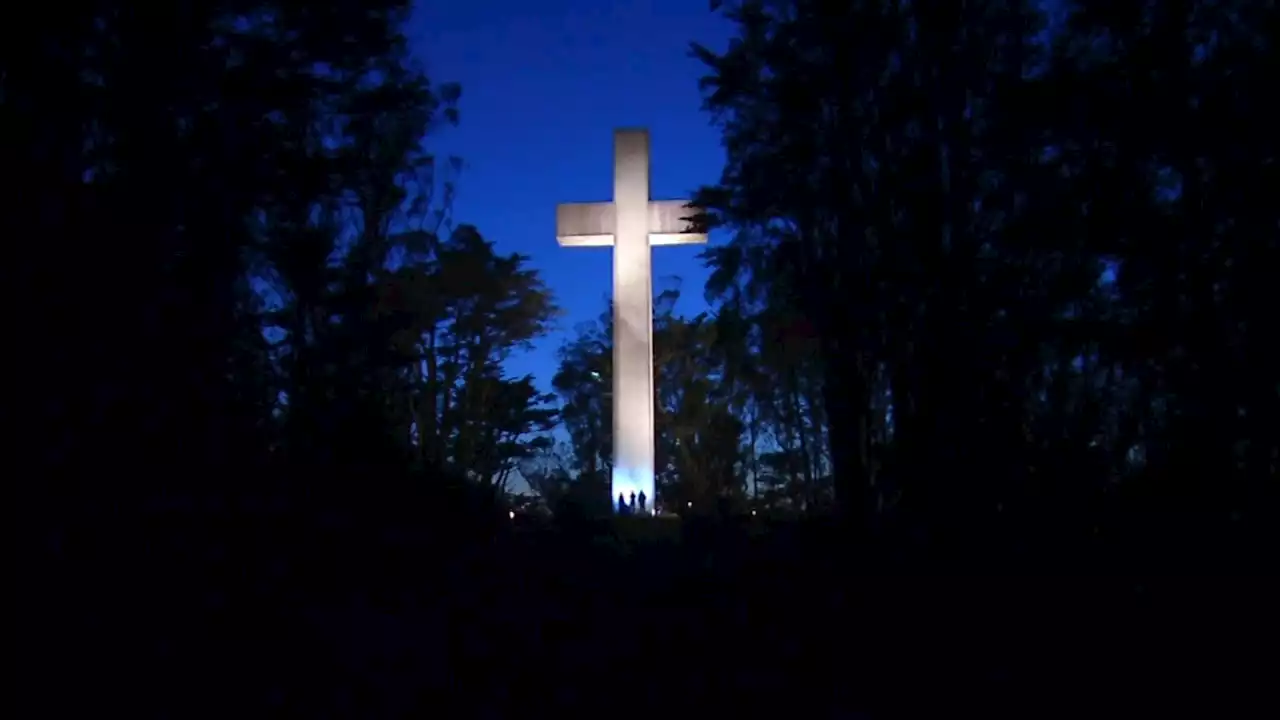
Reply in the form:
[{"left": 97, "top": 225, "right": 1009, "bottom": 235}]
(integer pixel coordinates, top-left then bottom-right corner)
[
  {"left": 692, "top": 0, "right": 1278, "bottom": 546},
  {"left": 9, "top": 3, "right": 565, "bottom": 712}
]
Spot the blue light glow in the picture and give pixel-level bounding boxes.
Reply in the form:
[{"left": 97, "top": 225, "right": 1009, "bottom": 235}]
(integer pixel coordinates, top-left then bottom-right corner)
[{"left": 611, "top": 465, "right": 655, "bottom": 515}]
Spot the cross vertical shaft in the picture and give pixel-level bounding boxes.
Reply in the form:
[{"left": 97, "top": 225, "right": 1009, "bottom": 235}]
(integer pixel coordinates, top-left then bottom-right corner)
[{"left": 611, "top": 129, "right": 656, "bottom": 507}]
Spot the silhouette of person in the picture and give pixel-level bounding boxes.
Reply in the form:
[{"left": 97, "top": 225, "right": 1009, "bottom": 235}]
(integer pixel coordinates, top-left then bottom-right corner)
[
  {"left": 618, "top": 492, "right": 627, "bottom": 514},
  {"left": 638, "top": 490, "right": 647, "bottom": 513},
  {"left": 629, "top": 491, "right": 636, "bottom": 511}
]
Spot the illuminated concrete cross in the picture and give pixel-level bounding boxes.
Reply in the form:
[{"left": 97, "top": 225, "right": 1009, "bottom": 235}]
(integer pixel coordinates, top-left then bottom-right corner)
[{"left": 555, "top": 128, "right": 706, "bottom": 515}]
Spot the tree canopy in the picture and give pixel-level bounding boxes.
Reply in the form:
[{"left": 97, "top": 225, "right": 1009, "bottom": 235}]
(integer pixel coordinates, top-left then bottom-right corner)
[{"left": 12, "top": 1, "right": 562, "bottom": 518}]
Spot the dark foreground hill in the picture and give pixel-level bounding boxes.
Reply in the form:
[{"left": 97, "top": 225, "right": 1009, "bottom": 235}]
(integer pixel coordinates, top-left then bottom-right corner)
[{"left": 17, "top": 500, "right": 1276, "bottom": 719}]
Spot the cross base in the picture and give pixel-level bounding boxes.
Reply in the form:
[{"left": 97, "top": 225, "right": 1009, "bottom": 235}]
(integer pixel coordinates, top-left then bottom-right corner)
[{"left": 611, "top": 466, "right": 655, "bottom": 516}]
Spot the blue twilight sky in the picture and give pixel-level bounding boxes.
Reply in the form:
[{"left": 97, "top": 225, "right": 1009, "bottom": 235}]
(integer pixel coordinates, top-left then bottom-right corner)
[{"left": 408, "top": 0, "right": 735, "bottom": 396}]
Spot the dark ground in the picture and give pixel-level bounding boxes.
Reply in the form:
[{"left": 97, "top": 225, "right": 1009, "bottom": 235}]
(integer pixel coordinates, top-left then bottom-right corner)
[{"left": 17, "top": 506, "right": 1276, "bottom": 719}]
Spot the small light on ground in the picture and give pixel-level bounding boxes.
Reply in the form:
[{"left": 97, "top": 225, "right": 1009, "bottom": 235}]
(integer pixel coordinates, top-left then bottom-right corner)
[
  {"left": 509, "top": 510, "right": 515, "bottom": 519},
  {"left": 687, "top": 502, "right": 692, "bottom": 508}
]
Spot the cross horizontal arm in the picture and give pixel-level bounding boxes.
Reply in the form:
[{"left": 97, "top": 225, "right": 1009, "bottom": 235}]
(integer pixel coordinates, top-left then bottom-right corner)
[
  {"left": 557, "top": 199, "right": 707, "bottom": 247},
  {"left": 556, "top": 202, "right": 615, "bottom": 246},
  {"left": 647, "top": 200, "right": 707, "bottom": 246}
]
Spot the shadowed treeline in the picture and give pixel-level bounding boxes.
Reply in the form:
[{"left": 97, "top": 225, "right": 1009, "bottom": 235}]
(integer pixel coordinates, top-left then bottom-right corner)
[{"left": 8, "top": 0, "right": 1276, "bottom": 716}]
